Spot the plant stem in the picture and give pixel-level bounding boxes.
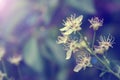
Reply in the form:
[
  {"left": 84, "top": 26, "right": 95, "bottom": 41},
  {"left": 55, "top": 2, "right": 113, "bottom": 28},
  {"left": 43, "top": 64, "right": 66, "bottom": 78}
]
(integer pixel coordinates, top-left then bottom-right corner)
[
  {"left": 17, "top": 66, "right": 22, "bottom": 80},
  {"left": 77, "top": 32, "right": 120, "bottom": 79},
  {"left": 1, "top": 60, "right": 9, "bottom": 80},
  {"left": 92, "top": 31, "right": 96, "bottom": 50},
  {"left": 93, "top": 66, "right": 107, "bottom": 72}
]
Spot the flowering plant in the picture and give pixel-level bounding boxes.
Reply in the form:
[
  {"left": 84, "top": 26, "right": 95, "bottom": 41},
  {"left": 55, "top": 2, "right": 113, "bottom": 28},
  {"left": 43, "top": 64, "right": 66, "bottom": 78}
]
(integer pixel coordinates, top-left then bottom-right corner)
[{"left": 57, "top": 14, "right": 120, "bottom": 79}]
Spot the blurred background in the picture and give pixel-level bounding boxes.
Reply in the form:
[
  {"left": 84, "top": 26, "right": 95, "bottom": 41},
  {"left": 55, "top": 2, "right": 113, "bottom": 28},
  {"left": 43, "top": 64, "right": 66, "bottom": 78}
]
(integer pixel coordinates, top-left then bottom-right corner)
[{"left": 0, "top": 0, "right": 120, "bottom": 80}]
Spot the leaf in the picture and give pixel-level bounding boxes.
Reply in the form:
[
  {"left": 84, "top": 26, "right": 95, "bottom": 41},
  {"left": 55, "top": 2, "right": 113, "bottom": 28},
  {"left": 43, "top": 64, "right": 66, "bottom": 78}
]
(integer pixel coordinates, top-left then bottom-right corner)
[
  {"left": 46, "top": 39, "right": 67, "bottom": 66},
  {"left": 99, "top": 71, "right": 106, "bottom": 77},
  {"left": 23, "top": 36, "right": 43, "bottom": 72},
  {"left": 65, "top": 0, "right": 95, "bottom": 13},
  {"left": 56, "top": 68, "right": 68, "bottom": 80}
]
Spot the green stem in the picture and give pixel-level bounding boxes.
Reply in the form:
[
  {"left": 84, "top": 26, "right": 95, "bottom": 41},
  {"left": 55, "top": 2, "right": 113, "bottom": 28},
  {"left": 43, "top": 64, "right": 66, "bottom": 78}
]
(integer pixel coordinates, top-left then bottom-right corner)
[
  {"left": 103, "top": 55, "right": 110, "bottom": 65},
  {"left": 77, "top": 32, "right": 120, "bottom": 79},
  {"left": 92, "top": 31, "right": 96, "bottom": 50},
  {"left": 17, "top": 66, "right": 22, "bottom": 80},
  {"left": 93, "top": 66, "right": 107, "bottom": 72},
  {"left": 1, "top": 60, "right": 9, "bottom": 80}
]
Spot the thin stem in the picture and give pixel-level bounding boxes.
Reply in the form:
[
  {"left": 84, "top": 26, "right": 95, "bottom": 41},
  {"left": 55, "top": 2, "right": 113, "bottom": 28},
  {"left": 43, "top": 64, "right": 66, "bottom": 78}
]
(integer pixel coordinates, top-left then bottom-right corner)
[
  {"left": 92, "top": 31, "right": 96, "bottom": 50},
  {"left": 1, "top": 60, "right": 9, "bottom": 80},
  {"left": 77, "top": 32, "right": 120, "bottom": 79},
  {"left": 103, "top": 55, "right": 109, "bottom": 65},
  {"left": 17, "top": 66, "right": 22, "bottom": 80},
  {"left": 93, "top": 65, "right": 107, "bottom": 72}
]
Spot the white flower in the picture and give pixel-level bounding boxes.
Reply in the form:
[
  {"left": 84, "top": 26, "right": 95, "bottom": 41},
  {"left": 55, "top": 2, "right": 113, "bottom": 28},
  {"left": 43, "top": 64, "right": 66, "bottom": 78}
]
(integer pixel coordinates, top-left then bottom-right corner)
[
  {"left": 60, "top": 14, "right": 83, "bottom": 35},
  {"left": 94, "top": 45, "right": 105, "bottom": 54},
  {"left": 57, "top": 35, "right": 69, "bottom": 44},
  {"left": 94, "top": 34, "right": 114, "bottom": 54},
  {"left": 65, "top": 40, "right": 79, "bottom": 60},
  {"left": 8, "top": 55, "right": 22, "bottom": 65},
  {"left": 98, "top": 35, "right": 114, "bottom": 51},
  {"left": 0, "top": 71, "right": 6, "bottom": 80},
  {"left": 0, "top": 46, "right": 5, "bottom": 61},
  {"left": 89, "top": 17, "right": 103, "bottom": 30},
  {"left": 73, "top": 50, "right": 92, "bottom": 72}
]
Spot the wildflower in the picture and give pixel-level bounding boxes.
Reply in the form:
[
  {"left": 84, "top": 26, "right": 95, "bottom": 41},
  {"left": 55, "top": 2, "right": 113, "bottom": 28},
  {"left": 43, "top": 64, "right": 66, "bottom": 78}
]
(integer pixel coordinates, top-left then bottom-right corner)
[
  {"left": 0, "top": 46, "right": 5, "bottom": 61},
  {"left": 89, "top": 17, "right": 103, "bottom": 30},
  {"left": 94, "top": 46, "right": 105, "bottom": 54},
  {"left": 65, "top": 40, "right": 79, "bottom": 60},
  {"left": 57, "top": 35, "right": 69, "bottom": 44},
  {"left": 0, "top": 71, "right": 6, "bottom": 80},
  {"left": 98, "top": 35, "right": 114, "bottom": 51},
  {"left": 60, "top": 14, "right": 83, "bottom": 35},
  {"left": 94, "top": 34, "right": 114, "bottom": 54},
  {"left": 8, "top": 54, "right": 22, "bottom": 66},
  {"left": 73, "top": 50, "right": 92, "bottom": 72}
]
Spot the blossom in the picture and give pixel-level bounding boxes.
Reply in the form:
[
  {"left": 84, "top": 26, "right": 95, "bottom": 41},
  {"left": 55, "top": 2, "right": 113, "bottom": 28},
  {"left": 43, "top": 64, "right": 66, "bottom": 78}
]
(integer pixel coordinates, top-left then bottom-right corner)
[
  {"left": 73, "top": 50, "right": 92, "bottom": 72},
  {"left": 0, "top": 46, "right": 5, "bottom": 61},
  {"left": 57, "top": 35, "right": 69, "bottom": 44},
  {"left": 89, "top": 17, "right": 103, "bottom": 30},
  {"left": 94, "top": 34, "right": 114, "bottom": 54},
  {"left": 94, "top": 46, "right": 105, "bottom": 54},
  {"left": 64, "top": 40, "right": 79, "bottom": 60},
  {"left": 98, "top": 35, "right": 114, "bottom": 51},
  {"left": 60, "top": 14, "right": 83, "bottom": 35},
  {"left": 8, "top": 54, "right": 22, "bottom": 65},
  {"left": 0, "top": 71, "right": 6, "bottom": 80}
]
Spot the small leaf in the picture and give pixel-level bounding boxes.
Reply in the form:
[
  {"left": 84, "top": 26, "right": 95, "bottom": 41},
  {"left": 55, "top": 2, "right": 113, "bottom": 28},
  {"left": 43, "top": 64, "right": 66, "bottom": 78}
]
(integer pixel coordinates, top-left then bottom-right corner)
[{"left": 99, "top": 71, "right": 106, "bottom": 77}]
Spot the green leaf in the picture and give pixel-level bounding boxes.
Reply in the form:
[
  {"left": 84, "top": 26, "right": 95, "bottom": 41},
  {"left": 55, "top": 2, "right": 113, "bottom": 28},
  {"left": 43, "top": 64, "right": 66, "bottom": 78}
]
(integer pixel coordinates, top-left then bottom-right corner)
[
  {"left": 46, "top": 39, "right": 67, "bottom": 66},
  {"left": 23, "top": 36, "right": 43, "bottom": 72},
  {"left": 56, "top": 68, "right": 68, "bottom": 80},
  {"left": 65, "top": 0, "right": 95, "bottom": 13},
  {"left": 99, "top": 71, "right": 106, "bottom": 77}
]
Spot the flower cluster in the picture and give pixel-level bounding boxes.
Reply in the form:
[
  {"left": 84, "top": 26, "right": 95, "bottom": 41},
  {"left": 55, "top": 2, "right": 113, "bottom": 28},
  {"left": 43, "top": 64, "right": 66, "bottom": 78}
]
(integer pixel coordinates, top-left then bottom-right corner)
[
  {"left": 57, "top": 14, "right": 93, "bottom": 72},
  {"left": 57, "top": 14, "right": 115, "bottom": 75}
]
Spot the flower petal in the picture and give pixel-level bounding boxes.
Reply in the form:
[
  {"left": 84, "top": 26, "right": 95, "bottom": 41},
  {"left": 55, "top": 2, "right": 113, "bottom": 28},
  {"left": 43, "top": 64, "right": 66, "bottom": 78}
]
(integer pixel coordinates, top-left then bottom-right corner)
[
  {"left": 75, "top": 15, "right": 83, "bottom": 22},
  {"left": 59, "top": 26, "right": 69, "bottom": 31},
  {"left": 65, "top": 50, "right": 72, "bottom": 60},
  {"left": 73, "top": 64, "right": 82, "bottom": 72},
  {"left": 62, "top": 29, "right": 73, "bottom": 35}
]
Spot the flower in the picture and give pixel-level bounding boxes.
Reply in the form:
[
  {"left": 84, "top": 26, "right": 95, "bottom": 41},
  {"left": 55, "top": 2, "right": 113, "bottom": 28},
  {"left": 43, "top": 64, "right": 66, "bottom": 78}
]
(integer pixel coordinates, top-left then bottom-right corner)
[
  {"left": 57, "top": 35, "right": 69, "bottom": 44},
  {"left": 94, "top": 45, "right": 105, "bottom": 54},
  {"left": 0, "top": 46, "right": 5, "bottom": 61},
  {"left": 60, "top": 14, "right": 83, "bottom": 35},
  {"left": 64, "top": 40, "right": 79, "bottom": 60},
  {"left": 0, "top": 71, "right": 6, "bottom": 80},
  {"left": 73, "top": 50, "right": 92, "bottom": 72},
  {"left": 89, "top": 17, "right": 103, "bottom": 30},
  {"left": 98, "top": 35, "right": 114, "bottom": 51},
  {"left": 94, "top": 34, "right": 114, "bottom": 54},
  {"left": 64, "top": 37, "right": 92, "bottom": 60},
  {"left": 8, "top": 54, "right": 22, "bottom": 65}
]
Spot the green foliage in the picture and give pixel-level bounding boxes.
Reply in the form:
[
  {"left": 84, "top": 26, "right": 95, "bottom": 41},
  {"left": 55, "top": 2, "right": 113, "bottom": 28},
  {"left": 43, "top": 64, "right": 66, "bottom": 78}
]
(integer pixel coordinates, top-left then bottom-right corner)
[{"left": 23, "top": 36, "right": 44, "bottom": 72}]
